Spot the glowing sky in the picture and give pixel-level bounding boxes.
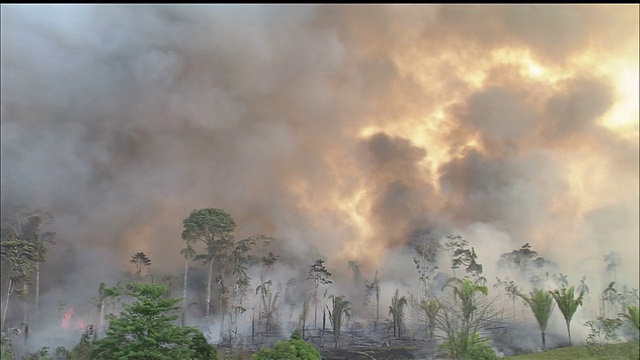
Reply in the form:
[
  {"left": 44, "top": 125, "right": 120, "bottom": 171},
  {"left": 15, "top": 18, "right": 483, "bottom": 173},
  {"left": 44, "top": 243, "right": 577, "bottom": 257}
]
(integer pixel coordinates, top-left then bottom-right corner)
[{"left": 1, "top": 5, "right": 638, "bottom": 288}]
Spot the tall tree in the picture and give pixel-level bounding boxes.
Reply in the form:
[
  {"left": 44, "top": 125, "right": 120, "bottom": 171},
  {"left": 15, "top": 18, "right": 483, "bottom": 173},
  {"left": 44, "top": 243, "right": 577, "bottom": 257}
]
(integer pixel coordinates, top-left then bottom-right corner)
[
  {"left": 91, "top": 282, "right": 215, "bottom": 359},
  {"left": 92, "top": 282, "right": 120, "bottom": 339},
  {"left": 181, "top": 208, "right": 236, "bottom": 319},
  {"left": 298, "top": 295, "right": 311, "bottom": 339},
  {"left": 327, "top": 295, "right": 351, "bottom": 349},
  {"left": 130, "top": 252, "right": 151, "bottom": 278},
  {"left": 497, "top": 243, "right": 540, "bottom": 272},
  {"left": 445, "top": 236, "right": 485, "bottom": 285},
  {"left": 1, "top": 205, "right": 55, "bottom": 327},
  {"left": 389, "top": 289, "right": 408, "bottom": 338},
  {"left": 228, "top": 237, "right": 256, "bottom": 343},
  {"left": 347, "top": 260, "right": 361, "bottom": 283},
  {"left": 365, "top": 271, "right": 381, "bottom": 331},
  {"left": 307, "top": 259, "right": 332, "bottom": 330},
  {"left": 494, "top": 276, "right": 520, "bottom": 321},
  {"left": 412, "top": 228, "right": 440, "bottom": 300},
  {"left": 519, "top": 288, "right": 554, "bottom": 349},
  {"left": 179, "top": 244, "right": 195, "bottom": 326},
  {"left": 0, "top": 236, "right": 42, "bottom": 331},
  {"left": 550, "top": 286, "right": 583, "bottom": 346}
]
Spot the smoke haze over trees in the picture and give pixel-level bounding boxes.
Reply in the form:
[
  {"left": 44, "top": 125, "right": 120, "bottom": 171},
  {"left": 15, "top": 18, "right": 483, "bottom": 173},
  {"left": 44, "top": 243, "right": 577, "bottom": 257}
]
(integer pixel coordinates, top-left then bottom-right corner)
[{"left": 1, "top": 4, "right": 638, "bottom": 356}]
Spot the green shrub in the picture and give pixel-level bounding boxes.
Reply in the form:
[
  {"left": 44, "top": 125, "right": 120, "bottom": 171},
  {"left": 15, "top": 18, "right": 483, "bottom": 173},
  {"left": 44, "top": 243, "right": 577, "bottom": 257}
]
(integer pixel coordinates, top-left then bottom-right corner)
[
  {"left": 251, "top": 331, "right": 320, "bottom": 360},
  {"left": 464, "top": 343, "right": 499, "bottom": 360},
  {"left": 440, "top": 331, "right": 497, "bottom": 360},
  {"left": 190, "top": 330, "right": 219, "bottom": 360}
]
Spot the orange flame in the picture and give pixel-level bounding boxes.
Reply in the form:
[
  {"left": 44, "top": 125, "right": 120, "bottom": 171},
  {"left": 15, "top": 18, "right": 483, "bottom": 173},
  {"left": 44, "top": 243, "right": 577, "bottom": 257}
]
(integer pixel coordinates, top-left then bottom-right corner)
[{"left": 61, "top": 308, "right": 74, "bottom": 329}]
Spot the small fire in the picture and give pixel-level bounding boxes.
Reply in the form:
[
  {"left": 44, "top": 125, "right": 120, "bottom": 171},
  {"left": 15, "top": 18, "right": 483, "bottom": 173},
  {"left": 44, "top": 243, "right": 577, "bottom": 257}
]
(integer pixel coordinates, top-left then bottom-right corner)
[
  {"left": 76, "top": 319, "right": 85, "bottom": 330},
  {"left": 61, "top": 308, "right": 74, "bottom": 329}
]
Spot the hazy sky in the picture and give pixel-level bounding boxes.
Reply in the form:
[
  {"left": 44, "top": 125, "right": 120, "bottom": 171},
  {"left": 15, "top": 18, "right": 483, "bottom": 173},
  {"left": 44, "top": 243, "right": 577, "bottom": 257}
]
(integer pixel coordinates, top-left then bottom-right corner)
[{"left": 2, "top": 5, "right": 638, "bottom": 289}]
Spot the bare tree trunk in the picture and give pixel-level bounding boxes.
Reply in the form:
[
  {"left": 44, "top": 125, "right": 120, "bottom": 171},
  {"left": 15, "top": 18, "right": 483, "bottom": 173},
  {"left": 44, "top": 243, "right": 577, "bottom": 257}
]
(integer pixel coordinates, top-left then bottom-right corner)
[
  {"left": 22, "top": 283, "right": 29, "bottom": 347},
  {"left": 322, "top": 309, "right": 326, "bottom": 337},
  {"left": 1, "top": 279, "right": 13, "bottom": 331},
  {"left": 35, "top": 262, "right": 40, "bottom": 326},
  {"left": 566, "top": 321, "right": 572, "bottom": 346},
  {"left": 313, "top": 286, "right": 318, "bottom": 330},
  {"left": 182, "top": 258, "right": 188, "bottom": 326},
  {"left": 22, "top": 283, "right": 28, "bottom": 325},
  {"left": 97, "top": 300, "right": 105, "bottom": 339},
  {"left": 376, "top": 292, "right": 379, "bottom": 332},
  {"left": 206, "top": 260, "right": 213, "bottom": 319}
]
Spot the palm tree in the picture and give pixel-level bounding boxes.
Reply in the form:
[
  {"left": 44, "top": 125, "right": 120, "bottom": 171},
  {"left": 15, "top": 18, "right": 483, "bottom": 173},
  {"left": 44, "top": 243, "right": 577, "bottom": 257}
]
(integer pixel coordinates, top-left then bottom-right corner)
[
  {"left": 603, "top": 252, "right": 621, "bottom": 283},
  {"left": 389, "top": 289, "right": 408, "bottom": 338},
  {"left": 420, "top": 297, "right": 440, "bottom": 342},
  {"left": 576, "top": 276, "right": 589, "bottom": 298},
  {"left": 436, "top": 277, "right": 495, "bottom": 359},
  {"left": 552, "top": 273, "right": 569, "bottom": 288},
  {"left": 550, "top": 286, "right": 583, "bottom": 345},
  {"left": 444, "top": 277, "right": 488, "bottom": 324},
  {"left": 299, "top": 294, "right": 311, "bottom": 339},
  {"left": 255, "top": 278, "right": 280, "bottom": 334},
  {"left": 327, "top": 295, "right": 351, "bottom": 348},
  {"left": 519, "top": 289, "right": 554, "bottom": 349},
  {"left": 601, "top": 281, "right": 619, "bottom": 318},
  {"left": 365, "top": 271, "right": 381, "bottom": 331},
  {"left": 619, "top": 306, "right": 639, "bottom": 331}
]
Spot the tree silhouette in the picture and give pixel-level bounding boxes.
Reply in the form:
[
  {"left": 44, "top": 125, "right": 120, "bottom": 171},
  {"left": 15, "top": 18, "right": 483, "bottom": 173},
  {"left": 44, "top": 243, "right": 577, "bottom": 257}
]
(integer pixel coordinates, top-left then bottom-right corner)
[
  {"left": 327, "top": 295, "right": 350, "bottom": 348},
  {"left": 413, "top": 229, "right": 440, "bottom": 300},
  {"left": 181, "top": 208, "right": 236, "bottom": 319},
  {"left": 129, "top": 252, "right": 151, "bottom": 278},
  {"left": 1, "top": 205, "right": 55, "bottom": 328},
  {"left": 497, "top": 243, "right": 539, "bottom": 272},
  {"left": 1, "top": 236, "right": 42, "bottom": 331},
  {"left": 603, "top": 251, "right": 622, "bottom": 283},
  {"left": 445, "top": 236, "right": 485, "bottom": 285},
  {"left": 494, "top": 276, "right": 520, "bottom": 321},
  {"left": 365, "top": 271, "right": 381, "bottom": 331},
  {"left": 307, "top": 259, "right": 332, "bottom": 330},
  {"left": 389, "top": 289, "right": 408, "bottom": 338}
]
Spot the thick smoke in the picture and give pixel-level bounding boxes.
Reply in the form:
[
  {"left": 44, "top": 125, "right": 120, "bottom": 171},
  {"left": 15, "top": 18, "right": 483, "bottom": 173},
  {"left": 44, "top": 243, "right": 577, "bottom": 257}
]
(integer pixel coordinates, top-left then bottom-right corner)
[{"left": 1, "top": 3, "right": 638, "bottom": 352}]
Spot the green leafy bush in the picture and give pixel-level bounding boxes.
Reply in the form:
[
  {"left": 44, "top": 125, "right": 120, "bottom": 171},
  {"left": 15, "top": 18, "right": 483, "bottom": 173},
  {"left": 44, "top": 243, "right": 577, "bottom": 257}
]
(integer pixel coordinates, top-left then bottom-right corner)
[
  {"left": 439, "top": 331, "right": 498, "bottom": 360},
  {"left": 251, "top": 331, "right": 320, "bottom": 360}
]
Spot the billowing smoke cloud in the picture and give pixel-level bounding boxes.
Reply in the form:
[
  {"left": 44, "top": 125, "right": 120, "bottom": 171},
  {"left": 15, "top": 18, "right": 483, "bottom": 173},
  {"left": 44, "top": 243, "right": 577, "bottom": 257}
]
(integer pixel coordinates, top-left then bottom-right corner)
[{"left": 1, "top": 4, "right": 638, "bottom": 348}]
